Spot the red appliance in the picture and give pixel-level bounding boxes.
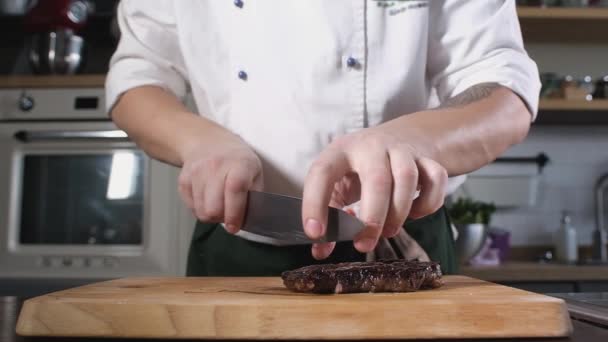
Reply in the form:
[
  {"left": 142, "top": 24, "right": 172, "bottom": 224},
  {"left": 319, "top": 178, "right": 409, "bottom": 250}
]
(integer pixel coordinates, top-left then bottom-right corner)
[
  {"left": 24, "top": 0, "right": 89, "bottom": 33},
  {"left": 24, "top": 0, "right": 91, "bottom": 74}
]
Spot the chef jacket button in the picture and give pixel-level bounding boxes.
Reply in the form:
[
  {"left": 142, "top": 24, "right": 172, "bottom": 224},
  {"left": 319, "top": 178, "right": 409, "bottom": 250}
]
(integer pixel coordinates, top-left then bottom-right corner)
[
  {"left": 346, "top": 57, "right": 358, "bottom": 68},
  {"left": 238, "top": 70, "right": 248, "bottom": 80},
  {"left": 234, "top": 0, "right": 244, "bottom": 8}
]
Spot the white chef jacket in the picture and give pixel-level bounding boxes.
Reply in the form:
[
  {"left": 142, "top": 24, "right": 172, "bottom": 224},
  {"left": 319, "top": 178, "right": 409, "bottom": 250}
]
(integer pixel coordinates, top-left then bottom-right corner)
[{"left": 106, "top": 0, "right": 541, "bottom": 198}]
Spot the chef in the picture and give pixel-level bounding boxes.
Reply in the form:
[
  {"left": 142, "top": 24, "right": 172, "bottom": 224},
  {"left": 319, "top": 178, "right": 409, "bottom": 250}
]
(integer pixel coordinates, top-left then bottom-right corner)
[{"left": 106, "top": 0, "right": 540, "bottom": 276}]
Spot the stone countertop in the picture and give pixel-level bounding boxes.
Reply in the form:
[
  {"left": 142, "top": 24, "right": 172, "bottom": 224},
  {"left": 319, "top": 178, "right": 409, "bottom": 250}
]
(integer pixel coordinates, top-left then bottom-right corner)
[
  {"left": 2, "top": 296, "right": 607, "bottom": 342},
  {"left": 460, "top": 262, "right": 608, "bottom": 282}
]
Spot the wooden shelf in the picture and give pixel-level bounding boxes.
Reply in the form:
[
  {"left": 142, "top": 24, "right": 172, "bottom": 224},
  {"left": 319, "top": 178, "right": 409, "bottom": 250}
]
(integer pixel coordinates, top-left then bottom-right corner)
[
  {"left": 539, "top": 99, "right": 608, "bottom": 111},
  {"left": 518, "top": 6, "right": 608, "bottom": 43},
  {"left": 518, "top": 6, "right": 608, "bottom": 19},
  {"left": 536, "top": 99, "right": 608, "bottom": 125},
  {"left": 0, "top": 75, "right": 106, "bottom": 88}
]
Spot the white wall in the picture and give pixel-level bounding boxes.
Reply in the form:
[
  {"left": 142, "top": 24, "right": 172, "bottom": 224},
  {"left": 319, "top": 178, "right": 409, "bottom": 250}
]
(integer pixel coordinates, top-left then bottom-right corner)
[
  {"left": 473, "top": 42, "right": 608, "bottom": 246},
  {"left": 490, "top": 126, "right": 608, "bottom": 246}
]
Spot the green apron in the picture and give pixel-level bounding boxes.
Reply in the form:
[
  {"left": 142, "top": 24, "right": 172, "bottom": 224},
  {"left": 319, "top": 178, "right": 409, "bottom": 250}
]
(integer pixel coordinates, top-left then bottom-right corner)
[{"left": 187, "top": 206, "right": 457, "bottom": 276}]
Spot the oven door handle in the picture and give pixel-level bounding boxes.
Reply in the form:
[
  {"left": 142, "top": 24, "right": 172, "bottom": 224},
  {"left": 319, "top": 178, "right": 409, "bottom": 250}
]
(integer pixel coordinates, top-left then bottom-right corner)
[{"left": 14, "top": 130, "right": 130, "bottom": 142}]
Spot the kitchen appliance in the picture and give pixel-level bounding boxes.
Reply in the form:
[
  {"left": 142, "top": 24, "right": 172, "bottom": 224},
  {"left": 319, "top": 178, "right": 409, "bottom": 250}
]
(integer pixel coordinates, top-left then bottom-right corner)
[
  {"left": 594, "top": 76, "right": 608, "bottom": 99},
  {"left": 0, "top": 87, "right": 191, "bottom": 282},
  {"left": 238, "top": 191, "right": 364, "bottom": 245},
  {"left": 16, "top": 276, "right": 573, "bottom": 339},
  {"left": 28, "top": 30, "right": 85, "bottom": 75},
  {"left": 550, "top": 292, "right": 608, "bottom": 328},
  {"left": 454, "top": 223, "right": 488, "bottom": 264},
  {"left": 594, "top": 174, "right": 608, "bottom": 262},
  {"left": 24, "top": 0, "right": 90, "bottom": 74},
  {"left": 0, "top": 0, "right": 34, "bottom": 15}
]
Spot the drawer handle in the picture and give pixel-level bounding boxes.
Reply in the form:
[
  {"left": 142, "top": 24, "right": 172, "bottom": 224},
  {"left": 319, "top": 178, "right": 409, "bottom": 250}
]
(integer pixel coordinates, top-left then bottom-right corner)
[{"left": 14, "top": 130, "right": 129, "bottom": 142}]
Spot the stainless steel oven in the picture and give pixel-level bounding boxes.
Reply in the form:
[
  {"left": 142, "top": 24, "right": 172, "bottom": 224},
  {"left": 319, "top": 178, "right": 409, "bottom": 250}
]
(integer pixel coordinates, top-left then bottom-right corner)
[{"left": 0, "top": 88, "right": 194, "bottom": 282}]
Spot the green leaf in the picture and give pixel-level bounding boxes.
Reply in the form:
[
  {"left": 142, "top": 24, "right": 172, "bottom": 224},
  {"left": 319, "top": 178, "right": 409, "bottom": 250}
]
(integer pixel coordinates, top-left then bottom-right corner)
[{"left": 447, "top": 197, "right": 495, "bottom": 225}]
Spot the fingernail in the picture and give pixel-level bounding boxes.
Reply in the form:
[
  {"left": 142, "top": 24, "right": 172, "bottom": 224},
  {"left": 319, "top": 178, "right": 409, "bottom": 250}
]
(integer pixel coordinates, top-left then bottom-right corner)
[
  {"left": 355, "top": 238, "right": 377, "bottom": 252},
  {"left": 311, "top": 245, "right": 325, "bottom": 260},
  {"left": 225, "top": 224, "right": 237, "bottom": 234},
  {"left": 305, "top": 218, "right": 323, "bottom": 239}
]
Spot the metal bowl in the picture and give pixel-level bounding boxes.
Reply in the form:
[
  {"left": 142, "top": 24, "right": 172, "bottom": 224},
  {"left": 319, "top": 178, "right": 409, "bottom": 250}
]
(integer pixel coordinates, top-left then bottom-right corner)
[
  {"left": 29, "top": 30, "right": 85, "bottom": 75},
  {"left": 454, "top": 223, "right": 488, "bottom": 264}
]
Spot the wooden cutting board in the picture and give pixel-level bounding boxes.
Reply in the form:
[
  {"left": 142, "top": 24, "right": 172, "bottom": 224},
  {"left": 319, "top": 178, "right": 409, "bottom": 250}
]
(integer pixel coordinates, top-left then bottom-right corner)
[{"left": 16, "top": 276, "right": 572, "bottom": 340}]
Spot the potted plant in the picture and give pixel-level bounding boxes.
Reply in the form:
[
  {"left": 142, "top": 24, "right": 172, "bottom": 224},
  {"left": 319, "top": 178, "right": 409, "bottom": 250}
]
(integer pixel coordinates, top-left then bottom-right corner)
[{"left": 448, "top": 198, "right": 496, "bottom": 264}]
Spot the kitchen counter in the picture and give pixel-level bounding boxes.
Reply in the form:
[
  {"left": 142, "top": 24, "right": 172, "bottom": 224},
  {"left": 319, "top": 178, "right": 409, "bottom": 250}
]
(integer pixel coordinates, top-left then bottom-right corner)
[
  {"left": 0, "top": 75, "right": 106, "bottom": 88},
  {"left": 2, "top": 296, "right": 607, "bottom": 342},
  {"left": 461, "top": 262, "right": 608, "bottom": 282}
]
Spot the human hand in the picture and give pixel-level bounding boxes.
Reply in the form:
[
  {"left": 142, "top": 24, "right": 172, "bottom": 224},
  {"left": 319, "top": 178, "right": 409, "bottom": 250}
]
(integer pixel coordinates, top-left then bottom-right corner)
[
  {"left": 302, "top": 124, "right": 448, "bottom": 259},
  {"left": 178, "top": 139, "right": 263, "bottom": 233}
]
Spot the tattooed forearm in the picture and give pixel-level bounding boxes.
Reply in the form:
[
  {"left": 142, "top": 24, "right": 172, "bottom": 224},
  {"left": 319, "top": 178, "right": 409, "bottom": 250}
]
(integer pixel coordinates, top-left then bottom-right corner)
[{"left": 438, "top": 82, "right": 501, "bottom": 109}]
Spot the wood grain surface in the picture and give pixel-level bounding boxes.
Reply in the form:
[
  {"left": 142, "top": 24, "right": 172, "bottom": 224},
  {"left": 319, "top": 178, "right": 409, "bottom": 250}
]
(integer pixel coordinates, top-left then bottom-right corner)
[
  {"left": 16, "top": 276, "right": 573, "bottom": 340},
  {"left": 518, "top": 7, "right": 608, "bottom": 20},
  {"left": 0, "top": 75, "right": 105, "bottom": 88}
]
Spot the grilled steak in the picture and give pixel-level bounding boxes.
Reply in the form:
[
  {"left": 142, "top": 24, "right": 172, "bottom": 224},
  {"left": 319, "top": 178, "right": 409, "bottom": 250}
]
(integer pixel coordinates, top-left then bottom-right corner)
[{"left": 281, "top": 259, "right": 442, "bottom": 294}]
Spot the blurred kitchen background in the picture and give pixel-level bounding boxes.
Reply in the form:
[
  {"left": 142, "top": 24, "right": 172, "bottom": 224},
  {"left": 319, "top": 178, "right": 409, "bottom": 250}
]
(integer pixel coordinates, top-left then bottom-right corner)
[{"left": 1, "top": 0, "right": 608, "bottom": 296}]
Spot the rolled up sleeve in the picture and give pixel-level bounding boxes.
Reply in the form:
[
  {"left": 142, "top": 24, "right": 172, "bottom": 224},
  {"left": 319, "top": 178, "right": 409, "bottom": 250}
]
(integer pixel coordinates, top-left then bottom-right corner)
[
  {"left": 427, "top": 0, "right": 541, "bottom": 119},
  {"left": 105, "top": 0, "right": 188, "bottom": 112}
]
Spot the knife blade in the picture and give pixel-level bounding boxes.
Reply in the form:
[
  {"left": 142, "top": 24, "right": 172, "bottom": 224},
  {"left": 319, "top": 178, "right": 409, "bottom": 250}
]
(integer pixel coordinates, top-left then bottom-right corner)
[{"left": 237, "top": 191, "right": 365, "bottom": 246}]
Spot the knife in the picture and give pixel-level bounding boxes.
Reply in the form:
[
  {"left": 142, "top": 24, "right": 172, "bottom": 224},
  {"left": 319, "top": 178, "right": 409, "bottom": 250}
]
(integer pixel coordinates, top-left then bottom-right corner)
[{"left": 237, "top": 191, "right": 365, "bottom": 246}]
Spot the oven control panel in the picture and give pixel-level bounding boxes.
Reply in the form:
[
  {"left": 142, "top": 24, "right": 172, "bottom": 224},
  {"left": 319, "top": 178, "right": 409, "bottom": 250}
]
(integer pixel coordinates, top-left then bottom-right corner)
[
  {"left": 37, "top": 256, "right": 120, "bottom": 269},
  {"left": 0, "top": 88, "right": 107, "bottom": 121}
]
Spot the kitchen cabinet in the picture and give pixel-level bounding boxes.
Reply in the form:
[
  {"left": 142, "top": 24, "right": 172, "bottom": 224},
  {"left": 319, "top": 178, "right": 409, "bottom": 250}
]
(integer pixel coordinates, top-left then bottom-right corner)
[
  {"left": 461, "top": 262, "right": 608, "bottom": 293},
  {"left": 461, "top": 262, "right": 608, "bottom": 282},
  {"left": 518, "top": 6, "right": 608, "bottom": 124},
  {"left": 501, "top": 281, "right": 608, "bottom": 293},
  {"left": 518, "top": 7, "right": 608, "bottom": 44},
  {"left": 536, "top": 100, "right": 608, "bottom": 125},
  {"left": 578, "top": 281, "right": 608, "bottom": 292},
  {"left": 503, "top": 281, "right": 577, "bottom": 293}
]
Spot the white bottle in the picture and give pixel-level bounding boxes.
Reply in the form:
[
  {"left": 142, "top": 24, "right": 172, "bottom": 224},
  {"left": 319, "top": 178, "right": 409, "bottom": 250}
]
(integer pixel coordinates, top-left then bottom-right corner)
[{"left": 554, "top": 211, "right": 578, "bottom": 263}]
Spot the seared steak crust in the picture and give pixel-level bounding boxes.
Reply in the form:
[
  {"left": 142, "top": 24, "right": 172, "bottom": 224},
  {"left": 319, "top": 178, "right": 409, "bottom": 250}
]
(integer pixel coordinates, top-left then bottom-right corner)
[{"left": 281, "top": 259, "right": 443, "bottom": 294}]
